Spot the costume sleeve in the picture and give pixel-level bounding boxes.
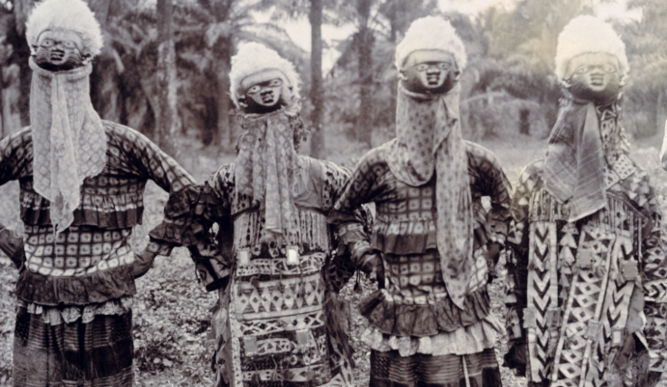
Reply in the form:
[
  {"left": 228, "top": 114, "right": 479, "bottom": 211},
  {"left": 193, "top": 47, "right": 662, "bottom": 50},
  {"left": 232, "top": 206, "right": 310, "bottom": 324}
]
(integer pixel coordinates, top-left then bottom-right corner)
[
  {"left": 0, "top": 128, "right": 32, "bottom": 185},
  {"left": 111, "top": 126, "right": 196, "bottom": 260},
  {"left": 148, "top": 164, "right": 234, "bottom": 290},
  {"left": 467, "top": 142, "right": 513, "bottom": 248},
  {"left": 638, "top": 177, "right": 667, "bottom": 374},
  {"left": 320, "top": 160, "right": 373, "bottom": 292},
  {"left": 0, "top": 225, "right": 25, "bottom": 269},
  {"left": 502, "top": 163, "right": 538, "bottom": 376},
  {"left": 328, "top": 151, "right": 383, "bottom": 271},
  {"left": 124, "top": 128, "right": 195, "bottom": 195},
  {"left": 0, "top": 129, "right": 32, "bottom": 268}
]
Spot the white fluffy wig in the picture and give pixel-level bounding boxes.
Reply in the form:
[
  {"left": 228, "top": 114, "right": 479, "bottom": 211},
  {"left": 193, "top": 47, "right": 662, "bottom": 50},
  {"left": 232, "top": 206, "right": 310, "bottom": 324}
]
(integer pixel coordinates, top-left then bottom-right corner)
[
  {"left": 395, "top": 16, "right": 467, "bottom": 71},
  {"left": 229, "top": 42, "right": 301, "bottom": 109},
  {"left": 555, "top": 15, "right": 628, "bottom": 82},
  {"left": 25, "top": 0, "right": 104, "bottom": 57}
]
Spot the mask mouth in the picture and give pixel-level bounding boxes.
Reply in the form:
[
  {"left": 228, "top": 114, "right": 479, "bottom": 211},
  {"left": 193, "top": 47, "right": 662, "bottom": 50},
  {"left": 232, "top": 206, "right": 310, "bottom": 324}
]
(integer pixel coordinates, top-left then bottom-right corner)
[
  {"left": 426, "top": 73, "right": 442, "bottom": 86},
  {"left": 260, "top": 90, "right": 276, "bottom": 105},
  {"left": 589, "top": 74, "right": 605, "bottom": 87},
  {"left": 50, "top": 49, "right": 66, "bottom": 63}
]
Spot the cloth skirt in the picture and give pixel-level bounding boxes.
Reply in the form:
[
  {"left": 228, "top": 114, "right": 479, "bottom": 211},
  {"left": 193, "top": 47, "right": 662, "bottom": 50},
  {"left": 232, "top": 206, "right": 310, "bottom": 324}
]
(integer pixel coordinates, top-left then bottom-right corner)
[
  {"left": 369, "top": 347, "right": 502, "bottom": 387},
  {"left": 12, "top": 306, "right": 133, "bottom": 387}
]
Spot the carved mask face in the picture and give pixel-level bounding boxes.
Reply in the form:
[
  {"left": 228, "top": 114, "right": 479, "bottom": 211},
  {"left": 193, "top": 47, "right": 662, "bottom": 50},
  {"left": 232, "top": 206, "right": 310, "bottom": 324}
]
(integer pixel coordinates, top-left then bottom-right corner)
[
  {"left": 238, "top": 69, "right": 293, "bottom": 114},
  {"left": 399, "top": 50, "right": 459, "bottom": 94},
  {"left": 33, "top": 29, "right": 88, "bottom": 71},
  {"left": 564, "top": 52, "right": 623, "bottom": 103}
]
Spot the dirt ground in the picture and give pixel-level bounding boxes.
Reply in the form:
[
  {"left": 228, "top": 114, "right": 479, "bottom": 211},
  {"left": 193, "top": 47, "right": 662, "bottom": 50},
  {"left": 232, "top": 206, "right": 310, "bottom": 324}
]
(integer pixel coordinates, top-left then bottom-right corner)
[{"left": 1, "top": 133, "right": 667, "bottom": 386}]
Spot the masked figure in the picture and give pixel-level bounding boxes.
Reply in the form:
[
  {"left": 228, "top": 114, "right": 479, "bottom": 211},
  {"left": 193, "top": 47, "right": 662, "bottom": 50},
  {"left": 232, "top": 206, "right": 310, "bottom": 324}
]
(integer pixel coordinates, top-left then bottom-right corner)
[
  {"left": 150, "top": 42, "right": 366, "bottom": 387},
  {"left": 328, "top": 17, "right": 512, "bottom": 387},
  {"left": 504, "top": 16, "right": 667, "bottom": 387},
  {"left": 0, "top": 0, "right": 196, "bottom": 386}
]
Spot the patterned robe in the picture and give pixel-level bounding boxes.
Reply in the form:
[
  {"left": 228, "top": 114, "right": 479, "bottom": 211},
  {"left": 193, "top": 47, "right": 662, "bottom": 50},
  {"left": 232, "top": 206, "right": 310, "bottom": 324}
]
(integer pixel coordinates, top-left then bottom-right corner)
[
  {"left": 0, "top": 121, "right": 194, "bottom": 386},
  {"left": 505, "top": 156, "right": 667, "bottom": 387},
  {"left": 151, "top": 156, "right": 366, "bottom": 387},
  {"left": 330, "top": 140, "right": 512, "bottom": 386}
]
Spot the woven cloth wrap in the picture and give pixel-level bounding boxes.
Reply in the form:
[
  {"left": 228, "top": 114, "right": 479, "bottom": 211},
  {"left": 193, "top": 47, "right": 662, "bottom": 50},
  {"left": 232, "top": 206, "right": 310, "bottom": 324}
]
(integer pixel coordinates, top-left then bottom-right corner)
[
  {"left": 386, "top": 84, "right": 473, "bottom": 310},
  {"left": 29, "top": 58, "right": 107, "bottom": 233},
  {"left": 234, "top": 107, "right": 299, "bottom": 243},
  {"left": 544, "top": 99, "right": 606, "bottom": 222}
]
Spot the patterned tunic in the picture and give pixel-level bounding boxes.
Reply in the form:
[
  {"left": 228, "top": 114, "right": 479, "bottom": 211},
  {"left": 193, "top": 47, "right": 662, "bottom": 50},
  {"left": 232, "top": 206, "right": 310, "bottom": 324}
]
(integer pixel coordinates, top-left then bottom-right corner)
[
  {"left": 0, "top": 121, "right": 194, "bottom": 386},
  {"left": 505, "top": 157, "right": 667, "bottom": 387},
  {"left": 0, "top": 121, "right": 193, "bottom": 309},
  {"left": 330, "top": 140, "right": 512, "bottom": 354},
  {"left": 150, "top": 156, "right": 366, "bottom": 387}
]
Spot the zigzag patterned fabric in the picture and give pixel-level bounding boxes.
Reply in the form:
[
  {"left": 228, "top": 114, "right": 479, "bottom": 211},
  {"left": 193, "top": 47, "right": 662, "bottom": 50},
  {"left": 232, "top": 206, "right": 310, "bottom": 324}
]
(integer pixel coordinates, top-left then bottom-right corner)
[{"left": 505, "top": 157, "right": 667, "bottom": 387}]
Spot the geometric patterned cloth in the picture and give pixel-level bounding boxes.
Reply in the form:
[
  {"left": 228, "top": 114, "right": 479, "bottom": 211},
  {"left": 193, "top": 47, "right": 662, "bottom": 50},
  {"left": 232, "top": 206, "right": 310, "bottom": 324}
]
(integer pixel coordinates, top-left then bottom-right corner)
[
  {"left": 0, "top": 120, "right": 194, "bottom": 386},
  {"left": 331, "top": 140, "right": 512, "bottom": 339},
  {"left": 505, "top": 156, "right": 667, "bottom": 387},
  {"left": 151, "top": 156, "right": 364, "bottom": 387},
  {"left": 0, "top": 121, "right": 194, "bottom": 309}
]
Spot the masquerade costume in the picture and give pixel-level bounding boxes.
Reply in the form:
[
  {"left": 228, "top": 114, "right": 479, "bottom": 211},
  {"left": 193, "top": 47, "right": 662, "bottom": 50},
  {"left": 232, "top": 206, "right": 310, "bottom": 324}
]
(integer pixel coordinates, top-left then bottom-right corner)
[
  {"left": 151, "top": 43, "right": 364, "bottom": 387},
  {"left": 329, "top": 17, "right": 511, "bottom": 387},
  {"left": 504, "top": 16, "right": 667, "bottom": 387},
  {"left": 0, "top": 1, "right": 195, "bottom": 386}
]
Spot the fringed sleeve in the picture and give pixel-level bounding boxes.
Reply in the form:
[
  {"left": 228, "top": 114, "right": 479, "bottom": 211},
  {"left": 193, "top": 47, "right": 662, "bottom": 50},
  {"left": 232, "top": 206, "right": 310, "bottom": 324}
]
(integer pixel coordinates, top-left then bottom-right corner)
[
  {"left": 320, "top": 159, "right": 373, "bottom": 292},
  {"left": 149, "top": 164, "right": 234, "bottom": 291},
  {"left": 327, "top": 150, "right": 384, "bottom": 283},
  {"left": 502, "top": 161, "right": 542, "bottom": 377}
]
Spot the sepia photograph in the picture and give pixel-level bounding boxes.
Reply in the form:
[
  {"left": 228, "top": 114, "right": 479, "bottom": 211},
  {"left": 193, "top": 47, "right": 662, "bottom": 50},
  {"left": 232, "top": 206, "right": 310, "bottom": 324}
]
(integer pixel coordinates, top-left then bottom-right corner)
[{"left": 0, "top": 0, "right": 666, "bottom": 386}]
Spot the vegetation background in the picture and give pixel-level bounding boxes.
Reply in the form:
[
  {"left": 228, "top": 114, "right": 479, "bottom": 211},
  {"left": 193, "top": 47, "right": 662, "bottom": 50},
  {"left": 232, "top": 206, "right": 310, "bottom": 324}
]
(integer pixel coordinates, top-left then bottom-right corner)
[{"left": 1, "top": 0, "right": 667, "bottom": 386}]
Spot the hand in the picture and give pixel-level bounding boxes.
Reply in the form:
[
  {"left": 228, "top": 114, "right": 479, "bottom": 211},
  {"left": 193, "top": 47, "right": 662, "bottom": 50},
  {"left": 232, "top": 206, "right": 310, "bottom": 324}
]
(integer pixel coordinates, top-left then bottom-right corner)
[
  {"left": 359, "top": 252, "right": 385, "bottom": 288},
  {"left": 133, "top": 250, "right": 156, "bottom": 279},
  {"left": 485, "top": 242, "right": 502, "bottom": 283},
  {"left": 486, "top": 242, "right": 502, "bottom": 265}
]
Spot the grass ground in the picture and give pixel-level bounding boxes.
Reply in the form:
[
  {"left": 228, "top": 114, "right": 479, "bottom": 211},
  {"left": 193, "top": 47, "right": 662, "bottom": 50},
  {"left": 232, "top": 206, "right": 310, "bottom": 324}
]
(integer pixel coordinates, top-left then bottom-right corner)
[{"left": 1, "top": 132, "right": 666, "bottom": 386}]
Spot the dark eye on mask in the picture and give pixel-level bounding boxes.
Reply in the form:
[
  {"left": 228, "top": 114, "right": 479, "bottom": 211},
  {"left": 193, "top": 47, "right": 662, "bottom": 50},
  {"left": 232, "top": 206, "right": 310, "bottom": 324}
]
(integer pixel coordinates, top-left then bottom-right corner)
[{"left": 413, "top": 62, "right": 452, "bottom": 72}]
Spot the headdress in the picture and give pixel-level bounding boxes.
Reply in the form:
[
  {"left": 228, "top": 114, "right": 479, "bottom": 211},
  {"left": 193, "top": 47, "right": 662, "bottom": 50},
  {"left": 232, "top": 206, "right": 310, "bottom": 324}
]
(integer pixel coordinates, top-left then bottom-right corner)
[
  {"left": 25, "top": 0, "right": 104, "bottom": 57},
  {"left": 395, "top": 16, "right": 467, "bottom": 71},
  {"left": 555, "top": 15, "right": 628, "bottom": 82},
  {"left": 229, "top": 42, "right": 301, "bottom": 109}
]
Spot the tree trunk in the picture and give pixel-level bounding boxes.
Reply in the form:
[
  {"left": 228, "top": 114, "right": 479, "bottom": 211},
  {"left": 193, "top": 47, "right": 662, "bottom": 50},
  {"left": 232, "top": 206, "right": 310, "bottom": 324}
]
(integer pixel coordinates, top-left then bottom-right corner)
[
  {"left": 357, "top": 0, "right": 374, "bottom": 147},
  {"left": 214, "top": 38, "right": 233, "bottom": 151},
  {"left": 156, "top": 0, "right": 179, "bottom": 157},
  {"left": 8, "top": 0, "right": 33, "bottom": 127},
  {"left": 308, "top": 0, "right": 324, "bottom": 158}
]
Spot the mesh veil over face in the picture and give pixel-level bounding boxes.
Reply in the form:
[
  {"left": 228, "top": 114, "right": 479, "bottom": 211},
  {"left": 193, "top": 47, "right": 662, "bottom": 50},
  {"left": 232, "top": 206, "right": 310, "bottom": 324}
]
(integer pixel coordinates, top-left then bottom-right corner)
[{"left": 29, "top": 58, "right": 107, "bottom": 233}]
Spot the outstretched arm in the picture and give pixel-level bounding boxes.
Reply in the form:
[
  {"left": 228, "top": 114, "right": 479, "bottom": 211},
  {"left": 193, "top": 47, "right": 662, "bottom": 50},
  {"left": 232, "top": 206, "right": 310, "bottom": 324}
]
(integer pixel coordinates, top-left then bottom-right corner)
[
  {"left": 112, "top": 126, "right": 201, "bottom": 277},
  {"left": 147, "top": 164, "right": 233, "bottom": 290}
]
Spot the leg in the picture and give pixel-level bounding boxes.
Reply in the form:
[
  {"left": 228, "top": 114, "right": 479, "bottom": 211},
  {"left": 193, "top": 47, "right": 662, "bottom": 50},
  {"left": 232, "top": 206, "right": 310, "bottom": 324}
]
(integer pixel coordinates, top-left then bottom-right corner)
[
  {"left": 369, "top": 350, "right": 417, "bottom": 387},
  {"left": 13, "top": 306, "right": 134, "bottom": 387}
]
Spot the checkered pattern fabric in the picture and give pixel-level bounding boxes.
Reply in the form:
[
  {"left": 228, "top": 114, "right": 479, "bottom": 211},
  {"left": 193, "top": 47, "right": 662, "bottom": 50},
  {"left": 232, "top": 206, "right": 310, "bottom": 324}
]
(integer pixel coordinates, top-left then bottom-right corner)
[{"left": 0, "top": 121, "right": 195, "bottom": 307}]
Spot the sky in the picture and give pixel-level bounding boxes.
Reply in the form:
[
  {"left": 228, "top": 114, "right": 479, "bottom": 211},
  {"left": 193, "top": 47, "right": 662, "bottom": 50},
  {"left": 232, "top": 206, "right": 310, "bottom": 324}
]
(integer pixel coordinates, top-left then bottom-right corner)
[{"left": 276, "top": 0, "right": 642, "bottom": 71}]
